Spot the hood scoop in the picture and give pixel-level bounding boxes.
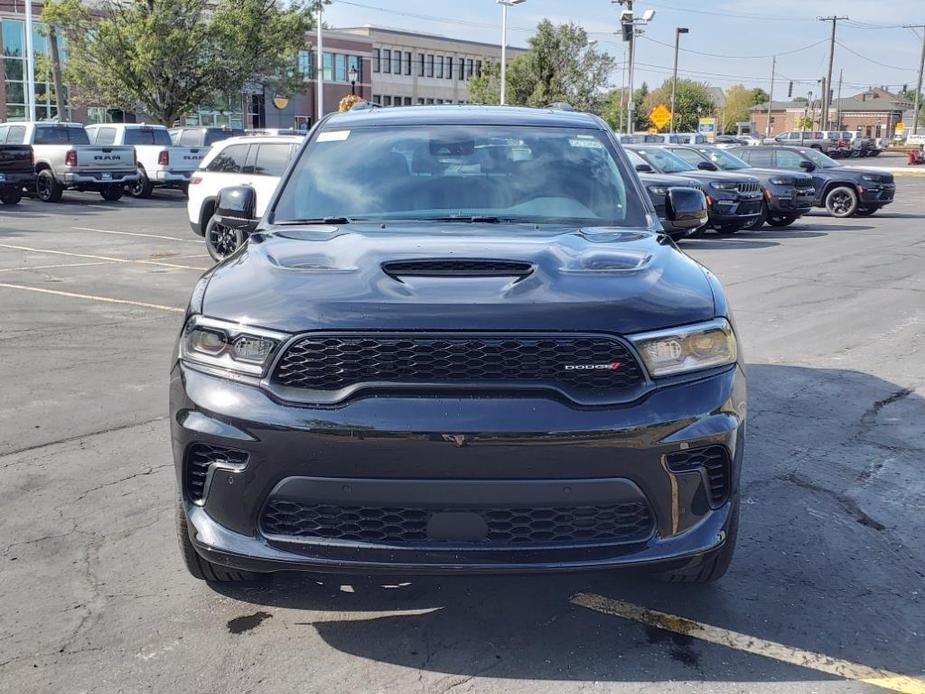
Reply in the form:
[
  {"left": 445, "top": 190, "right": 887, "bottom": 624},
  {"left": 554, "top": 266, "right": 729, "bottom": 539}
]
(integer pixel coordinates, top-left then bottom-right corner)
[{"left": 382, "top": 258, "right": 534, "bottom": 279}]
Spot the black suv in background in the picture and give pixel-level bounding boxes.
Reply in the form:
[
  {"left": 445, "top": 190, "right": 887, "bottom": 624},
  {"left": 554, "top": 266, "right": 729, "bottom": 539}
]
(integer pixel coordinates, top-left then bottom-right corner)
[
  {"left": 172, "top": 106, "right": 745, "bottom": 585},
  {"left": 662, "top": 145, "right": 815, "bottom": 229},
  {"left": 730, "top": 145, "right": 895, "bottom": 217},
  {"left": 637, "top": 171, "right": 707, "bottom": 239},
  {"left": 626, "top": 145, "right": 763, "bottom": 234}
]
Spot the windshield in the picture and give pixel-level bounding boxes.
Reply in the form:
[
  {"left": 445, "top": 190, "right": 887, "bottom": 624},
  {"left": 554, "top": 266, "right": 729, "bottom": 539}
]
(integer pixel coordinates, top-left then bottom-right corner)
[
  {"left": 273, "top": 125, "right": 647, "bottom": 227},
  {"left": 698, "top": 148, "right": 749, "bottom": 170},
  {"left": 798, "top": 148, "right": 840, "bottom": 168},
  {"left": 630, "top": 147, "right": 696, "bottom": 174},
  {"left": 124, "top": 128, "right": 172, "bottom": 146}
]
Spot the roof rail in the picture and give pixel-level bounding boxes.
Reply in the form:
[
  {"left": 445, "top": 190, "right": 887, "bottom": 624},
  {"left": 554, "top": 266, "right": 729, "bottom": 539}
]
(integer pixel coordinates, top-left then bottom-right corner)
[
  {"left": 545, "top": 102, "right": 574, "bottom": 111},
  {"left": 349, "top": 100, "right": 380, "bottom": 112}
]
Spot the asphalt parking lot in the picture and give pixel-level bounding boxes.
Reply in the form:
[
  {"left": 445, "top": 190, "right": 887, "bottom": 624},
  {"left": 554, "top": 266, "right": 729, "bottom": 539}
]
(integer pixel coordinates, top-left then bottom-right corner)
[{"left": 1, "top": 184, "right": 924, "bottom": 694}]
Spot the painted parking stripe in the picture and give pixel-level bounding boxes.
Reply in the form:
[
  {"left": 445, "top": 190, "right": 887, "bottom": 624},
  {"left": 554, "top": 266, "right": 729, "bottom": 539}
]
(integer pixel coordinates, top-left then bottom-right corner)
[
  {"left": 571, "top": 593, "right": 925, "bottom": 694},
  {"left": 72, "top": 226, "right": 201, "bottom": 243},
  {"left": 0, "top": 282, "right": 184, "bottom": 313},
  {"left": 0, "top": 242, "right": 208, "bottom": 271},
  {"left": 0, "top": 261, "right": 114, "bottom": 273}
]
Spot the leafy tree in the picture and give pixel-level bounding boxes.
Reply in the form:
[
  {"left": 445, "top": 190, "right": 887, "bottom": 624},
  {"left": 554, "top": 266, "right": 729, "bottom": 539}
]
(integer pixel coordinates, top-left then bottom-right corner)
[
  {"left": 467, "top": 20, "right": 614, "bottom": 112},
  {"left": 642, "top": 78, "right": 714, "bottom": 132},
  {"left": 750, "top": 87, "right": 770, "bottom": 106},
  {"left": 43, "top": 0, "right": 322, "bottom": 125},
  {"left": 719, "top": 84, "right": 755, "bottom": 134}
]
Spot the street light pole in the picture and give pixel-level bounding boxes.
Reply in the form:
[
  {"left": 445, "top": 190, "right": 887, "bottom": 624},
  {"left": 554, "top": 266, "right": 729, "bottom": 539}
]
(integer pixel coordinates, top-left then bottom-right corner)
[
  {"left": 615, "top": 1, "right": 655, "bottom": 135},
  {"left": 497, "top": 0, "right": 525, "bottom": 106},
  {"left": 349, "top": 65, "right": 359, "bottom": 96},
  {"left": 818, "top": 15, "right": 848, "bottom": 131},
  {"left": 24, "top": 0, "right": 36, "bottom": 120},
  {"left": 669, "top": 27, "right": 688, "bottom": 134},
  {"left": 905, "top": 24, "right": 925, "bottom": 135},
  {"left": 316, "top": 6, "right": 324, "bottom": 122}
]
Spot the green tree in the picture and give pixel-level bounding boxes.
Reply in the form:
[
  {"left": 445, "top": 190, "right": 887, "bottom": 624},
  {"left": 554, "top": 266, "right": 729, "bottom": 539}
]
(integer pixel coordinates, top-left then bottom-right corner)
[
  {"left": 642, "top": 78, "right": 714, "bottom": 132},
  {"left": 719, "top": 84, "right": 755, "bottom": 134},
  {"left": 750, "top": 87, "right": 770, "bottom": 105},
  {"left": 467, "top": 20, "right": 614, "bottom": 112},
  {"left": 43, "top": 0, "right": 322, "bottom": 125}
]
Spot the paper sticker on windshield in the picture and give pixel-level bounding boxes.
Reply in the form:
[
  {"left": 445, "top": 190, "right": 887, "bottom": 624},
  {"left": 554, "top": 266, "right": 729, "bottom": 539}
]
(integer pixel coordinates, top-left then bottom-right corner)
[
  {"left": 317, "top": 130, "right": 350, "bottom": 142},
  {"left": 569, "top": 136, "right": 603, "bottom": 149}
]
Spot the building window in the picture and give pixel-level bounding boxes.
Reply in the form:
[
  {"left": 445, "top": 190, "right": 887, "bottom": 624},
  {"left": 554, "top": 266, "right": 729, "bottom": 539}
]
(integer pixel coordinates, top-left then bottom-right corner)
[
  {"left": 447, "top": 57, "right": 453, "bottom": 80},
  {"left": 459, "top": 58, "right": 467, "bottom": 81},
  {"left": 426, "top": 54, "right": 434, "bottom": 78},
  {"left": 475, "top": 60, "right": 482, "bottom": 77},
  {"left": 403, "top": 96, "right": 412, "bottom": 105},
  {"left": 382, "top": 49, "right": 391, "bottom": 74},
  {"left": 436, "top": 56, "right": 444, "bottom": 79},
  {"left": 426, "top": 98, "right": 434, "bottom": 104},
  {"left": 2, "top": 19, "right": 70, "bottom": 121},
  {"left": 335, "top": 54, "right": 347, "bottom": 82},
  {"left": 466, "top": 59, "right": 474, "bottom": 78},
  {"left": 418, "top": 53, "right": 425, "bottom": 77},
  {"left": 417, "top": 97, "right": 425, "bottom": 104},
  {"left": 392, "top": 50, "right": 401, "bottom": 74},
  {"left": 372, "top": 94, "right": 381, "bottom": 104},
  {"left": 404, "top": 51, "right": 412, "bottom": 75},
  {"left": 383, "top": 95, "right": 392, "bottom": 106},
  {"left": 322, "top": 52, "right": 333, "bottom": 81},
  {"left": 298, "top": 50, "right": 312, "bottom": 79},
  {"left": 373, "top": 48, "right": 380, "bottom": 73}
]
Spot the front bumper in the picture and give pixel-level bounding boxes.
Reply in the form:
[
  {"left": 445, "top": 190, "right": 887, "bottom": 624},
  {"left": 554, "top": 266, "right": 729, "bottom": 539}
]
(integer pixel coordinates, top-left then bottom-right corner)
[
  {"left": 859, "top": 183, "right": 895, "bottom": 206},
  {"left": 62, "top": 170, "right": 138, "bottom": 186},
  {"left": 706, "top": 190, "right": 763, "bottom": 224},
  {"left": 171, "top": 361, "right": 747, "bottom": 575},
  {"left": 766, "top": 185, "right": 815, "bottom": 216}
]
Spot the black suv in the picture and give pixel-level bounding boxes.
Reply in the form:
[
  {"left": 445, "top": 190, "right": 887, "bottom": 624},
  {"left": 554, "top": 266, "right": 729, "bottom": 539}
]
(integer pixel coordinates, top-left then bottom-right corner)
[
  {"left": 637, "top": 171, "right": 708, "bottom": 239},
  {"left": 662, "top": 145, "right": 815, "bottom": 228},
  {"left": 626, "top": 145, "right": 763, "bottom": 234},
  {"left": 730, "top": 145, "right": 895, "bottom": 217},
  {"left": 171, "top": 106, "right": 746, "bottom": 584}
]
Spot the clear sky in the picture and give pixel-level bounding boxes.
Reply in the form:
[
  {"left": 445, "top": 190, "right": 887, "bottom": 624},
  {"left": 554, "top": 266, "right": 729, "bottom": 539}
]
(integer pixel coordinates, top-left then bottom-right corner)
[{"left": 324, "top": 0, "right": 925, "bottom": 101}]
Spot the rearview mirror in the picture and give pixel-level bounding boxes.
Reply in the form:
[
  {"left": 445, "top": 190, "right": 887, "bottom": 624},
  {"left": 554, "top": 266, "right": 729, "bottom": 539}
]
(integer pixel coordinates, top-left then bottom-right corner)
[
  {"left": 215, "top": 186, "right": 257, "bottom": 231},
  {"left": 799, "top": 160, "right": 816, "bottom": 172},
  {"left": 696, "top": 161, "right": 718, "bottom": 171},
  {"left": 665, "top": 187, "right": 708, "bottom": 230},
  {"left": 635, "top": 163, "right": 654, "bottom": 173}
]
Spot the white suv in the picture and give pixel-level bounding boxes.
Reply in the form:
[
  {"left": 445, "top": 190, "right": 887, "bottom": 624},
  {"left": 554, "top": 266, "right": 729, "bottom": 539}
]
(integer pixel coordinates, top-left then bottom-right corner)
[{"left": 187, "top": 135, "right": 302, "bottom": 256}]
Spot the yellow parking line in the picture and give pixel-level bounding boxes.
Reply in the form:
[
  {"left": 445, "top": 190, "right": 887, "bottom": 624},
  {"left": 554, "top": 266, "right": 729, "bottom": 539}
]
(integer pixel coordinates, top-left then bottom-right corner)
[
  {"left": 72, "top": 226, "right": 201, "bottom": 244},
  {"left": 571, "top": 593, "right": 925, "bottom": 694},
  {"left": 0, "top": 242, "right": 208, "bottom": 271},
  {"left": 0, "top": 282, "right": 184, "bottom": 313}
]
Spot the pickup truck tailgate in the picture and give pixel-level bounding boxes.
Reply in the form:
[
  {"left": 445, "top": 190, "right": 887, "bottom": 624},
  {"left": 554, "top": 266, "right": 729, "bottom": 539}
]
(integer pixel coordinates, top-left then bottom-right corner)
[
  {"left": 166, "top": 146, "right": 205, "bottom": 173},
  {"left": 0, "top": 145, "right": 33, "bottom": 174},
  {"left": 72, "top": 146, "right": 135, "bottom": 171}
]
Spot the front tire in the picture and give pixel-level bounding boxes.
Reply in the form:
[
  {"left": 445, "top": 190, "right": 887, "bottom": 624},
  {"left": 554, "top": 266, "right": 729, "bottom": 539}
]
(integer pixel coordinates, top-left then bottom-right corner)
[
  {"left": 854, "top": 206, "right": 879, "bottom": 217},
  {"left": 767, "top": 214, "right": 797, "bottom": 227},
  {"left": 176, "top": 500, "right": 260, "bottom": 582},
  {"left": 100, "top": 185, "right": 123, "bottom": 201},
  {"left": 743, "top": 201, "right": 767, "bottom": 230},
  {"left": 128, "top": 168, "right": 153, "bottom": 198},
  {"left": 0, "top": 188, "right": 22, "bottom": 205},
  {"left": 205, "top": 215, "right": 245, "bottom": 262},
  {"left": 654, "top": 501, "right": 739, "bottom": 583},
  {"left": 715, "top": 223, "right": 743, "bottom": 235},
  {"left": 36, "top": 169, "right": 63, "bottom": 202},
  {"left": 824, "top": 185, "right": 858, "bottom": 218}
]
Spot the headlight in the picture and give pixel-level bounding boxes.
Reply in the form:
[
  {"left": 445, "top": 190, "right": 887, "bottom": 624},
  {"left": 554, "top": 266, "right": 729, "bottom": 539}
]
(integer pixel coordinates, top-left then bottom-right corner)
[
  {"left": 769, "top": 176, "right": 795, "bottom": 185},
  {"left": 709, "top": 181, "right": 738, "bottom": 191},
  {"left": 860, "top": 174, "right": 879, "bottom": 182},
  {"left": 647, "top": 185, "right": 668, "bottom": 196},
  {"left": 179, "top": 316, "right": 288, "bottom": 376},
  {"left": 629, "top": 319, "right": 737, "bottom": 377}
]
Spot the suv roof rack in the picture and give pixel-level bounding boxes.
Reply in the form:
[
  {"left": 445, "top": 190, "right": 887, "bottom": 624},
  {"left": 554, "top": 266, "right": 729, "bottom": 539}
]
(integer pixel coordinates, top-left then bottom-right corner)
[
  {"left": 545, "top": 102, "right": 574, "bottom": 111},
  {"left": 349, "top": 101, "right": 380, "bottom": 112}
]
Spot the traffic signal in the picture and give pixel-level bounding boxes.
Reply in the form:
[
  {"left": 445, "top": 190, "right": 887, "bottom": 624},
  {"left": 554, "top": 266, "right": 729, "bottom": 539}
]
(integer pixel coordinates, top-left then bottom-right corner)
[
  {"left": 621, "top": 10, "right": 633, "bottom": 41},
  {"left": 787, "top": 81, "right": 793, "bottom": 98}
]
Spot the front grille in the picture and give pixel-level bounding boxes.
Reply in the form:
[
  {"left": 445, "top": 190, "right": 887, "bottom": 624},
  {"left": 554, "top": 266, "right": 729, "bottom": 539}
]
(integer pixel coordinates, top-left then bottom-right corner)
[
  {"left": 736, "top": 182, "right": 761, "bottom": 194},
  {"left": 261, "top": 499, "right": 654, "bottom": 547},
  {"left": 382, "top": 259, "right": 534, "bottom": 278},
  {"left": 271, "top": 334, "right": 645, "bottom": 402},
  {"left": 185, "top": 443, "right": 248, "bottom": 502},
  {"left": 665, "top": 446, "right": 731, "bottom": 505}
]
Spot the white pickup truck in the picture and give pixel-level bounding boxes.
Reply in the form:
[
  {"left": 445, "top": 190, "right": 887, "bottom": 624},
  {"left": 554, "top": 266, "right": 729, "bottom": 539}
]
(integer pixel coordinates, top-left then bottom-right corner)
[
  {"left": 0, "top": 121, "right": 137, "bottom": 202},
  {"left": 86, "top": 123, "right": 204, "bottom": 198}
]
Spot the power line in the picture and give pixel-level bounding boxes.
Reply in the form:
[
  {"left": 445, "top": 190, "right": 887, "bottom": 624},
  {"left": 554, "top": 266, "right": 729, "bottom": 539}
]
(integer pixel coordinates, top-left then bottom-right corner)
[
  {"left": 638, "top": 35, "right": 827, "bottom": 60},
  {"left": 835, "top": 40, "right": 916, "bottom": 72}
]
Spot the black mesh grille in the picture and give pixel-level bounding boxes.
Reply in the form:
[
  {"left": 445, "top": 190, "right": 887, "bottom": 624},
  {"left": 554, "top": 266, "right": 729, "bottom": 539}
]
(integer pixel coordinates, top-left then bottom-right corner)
[
  {"left": 272, "top": 334, "right": 644, "bottom": 400},
  {"left": 261, "top": 499, "right": 654, "bottom": 546},
  {"left": 736, "top": 182, "right": 761, "bottom": 194},
  {"left": 665, "top": 446, "right": 731, "bottom": 505},
  {"left": 185, "top": 443, "right": 248, "bottom": 502},
  {"left": 382, "top": 259, "right": 534, "bottom": 277}
]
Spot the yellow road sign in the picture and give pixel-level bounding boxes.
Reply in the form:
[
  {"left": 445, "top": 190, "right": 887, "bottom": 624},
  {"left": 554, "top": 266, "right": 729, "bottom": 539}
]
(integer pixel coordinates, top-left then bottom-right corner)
[
  {"left": 649, "top": 104, "right": 671, "bottom": 129},
  {"left": 896, "top": 122, "right": 905, "bottom": 134}
]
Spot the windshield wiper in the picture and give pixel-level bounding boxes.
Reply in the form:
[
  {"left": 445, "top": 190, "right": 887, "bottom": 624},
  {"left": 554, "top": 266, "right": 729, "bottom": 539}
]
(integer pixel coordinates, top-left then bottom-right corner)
[{"left": 273, "top": 216, "right": 358, "bottom": 225}]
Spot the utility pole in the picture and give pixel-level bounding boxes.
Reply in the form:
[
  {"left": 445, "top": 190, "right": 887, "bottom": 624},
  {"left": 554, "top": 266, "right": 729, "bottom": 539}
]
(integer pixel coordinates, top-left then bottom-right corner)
[
  {"left": 619, "top": 42, "right": 627, "bottom": 133},
  {"left": 766, "top": 56, "right": 775, "bottom": 139},
  {"left": 905, "top": 24, "right": 925, "bottom": 135},
  {"left": 818, "top": 15, "right": 848, "bottom": 131},
  {"left": 835, "top": 69, "right": 843, "bottom": 130},
  {"left": 619, "top": 0, "right": 635, "bottom": 134},
  {"left": 316, "top": 6, "right": 324, "bottom": 122}
]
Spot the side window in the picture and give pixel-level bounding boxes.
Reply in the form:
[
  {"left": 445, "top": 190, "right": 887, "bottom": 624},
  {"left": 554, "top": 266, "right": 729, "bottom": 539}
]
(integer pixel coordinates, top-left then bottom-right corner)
[
  {"left": 94, "top": 127, "right": 117, "bottom": 145},
  {"left": 774, "top": 150, "right": 804, "bottom": 168},
  {"left": 206, "top": 144, "right": 250, "bottom": 173},
  {"left": 179, "top": 130, "right": 201, "bottom": 147},
  {"left": 252, "top": 144, "right": 294, "bottom": 177},
  {"left": 745, "top": 149, "right": 773, "bottom": 167},
  {"left": 0, "top": 125, "right": 7, "bottom": 143},
  {"left": 671, "top": 149, "right": 705, "bottom": 166},
  {"left": 6, "top": 125, "right": 26, "bottom": 144}
]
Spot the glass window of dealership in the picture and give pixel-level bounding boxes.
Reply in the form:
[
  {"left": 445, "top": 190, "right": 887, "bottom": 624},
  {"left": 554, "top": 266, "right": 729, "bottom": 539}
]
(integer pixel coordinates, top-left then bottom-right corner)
[{"left": 1, "top": 17, "right": 71, "bottom": 121}]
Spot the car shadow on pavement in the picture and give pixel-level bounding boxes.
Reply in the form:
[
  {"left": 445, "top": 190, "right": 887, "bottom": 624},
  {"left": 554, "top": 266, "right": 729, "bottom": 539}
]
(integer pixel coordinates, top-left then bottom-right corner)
[{"left": 209, "top": 363, "right": 925, "bottom": 687}]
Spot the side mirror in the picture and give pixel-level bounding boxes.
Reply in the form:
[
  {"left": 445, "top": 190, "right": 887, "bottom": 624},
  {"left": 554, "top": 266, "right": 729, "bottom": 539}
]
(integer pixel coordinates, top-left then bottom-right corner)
[
  {"left": 799, "top": 160, "right": 816, "bottom": 172},
  {"left": 696, "top": 160, "right": 718, "bottom": 171},
  {"left": 214, "top": 186, "right": 257, "bottom": 231},
  {"left": 635, "top": 163, "right": 654, "bottom": 173},
  {"left": 665, "top": 187, "right": 708, "bottom": 230}
]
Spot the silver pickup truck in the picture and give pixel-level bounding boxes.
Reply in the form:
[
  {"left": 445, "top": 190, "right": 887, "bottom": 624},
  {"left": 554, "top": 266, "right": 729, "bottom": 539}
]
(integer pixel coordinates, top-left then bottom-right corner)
[{"left": 0, "top": 121, "right": 137, "bottom": 202}]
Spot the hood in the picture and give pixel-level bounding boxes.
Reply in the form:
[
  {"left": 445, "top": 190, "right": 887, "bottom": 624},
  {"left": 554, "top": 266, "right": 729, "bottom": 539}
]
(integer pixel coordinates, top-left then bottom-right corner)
[
  {"left": 674, "top": 169, "right": 760, "bottom": 185},
  {"left": 742, "top": 168, "right": 814, "bottom": 185},
  {"left": 638, "top": 173, "right": 703, "bottom": 188},
  {"left": 838, "top": 166, "right": 894, "bottom": 183},
  {"left": 201, "top": 224, "right": 717, "bottom": 335}
]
